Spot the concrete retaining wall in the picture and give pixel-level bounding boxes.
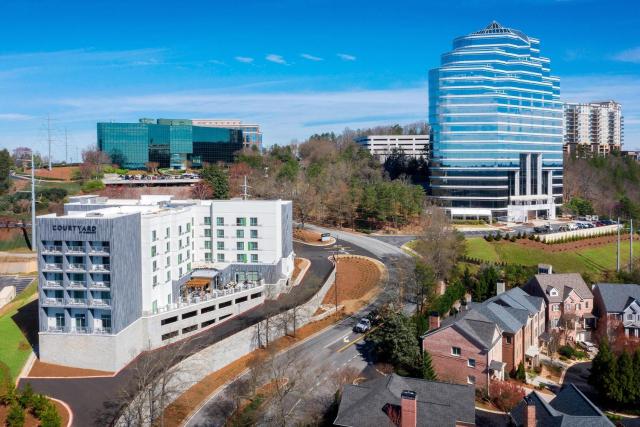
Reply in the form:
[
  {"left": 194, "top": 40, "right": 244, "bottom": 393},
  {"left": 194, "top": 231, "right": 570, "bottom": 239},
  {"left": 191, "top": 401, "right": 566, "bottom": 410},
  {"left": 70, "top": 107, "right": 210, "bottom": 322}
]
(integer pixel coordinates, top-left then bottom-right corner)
[{"left": 537, "top": 224, "right": 619, "bottom": 243}]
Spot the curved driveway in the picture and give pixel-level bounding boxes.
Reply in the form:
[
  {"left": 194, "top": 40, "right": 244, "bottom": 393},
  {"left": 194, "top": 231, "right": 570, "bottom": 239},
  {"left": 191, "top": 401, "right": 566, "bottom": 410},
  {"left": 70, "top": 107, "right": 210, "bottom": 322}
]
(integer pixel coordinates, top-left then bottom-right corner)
[{"left": 20, "top": 232, "right": 402, "bottom": 427}]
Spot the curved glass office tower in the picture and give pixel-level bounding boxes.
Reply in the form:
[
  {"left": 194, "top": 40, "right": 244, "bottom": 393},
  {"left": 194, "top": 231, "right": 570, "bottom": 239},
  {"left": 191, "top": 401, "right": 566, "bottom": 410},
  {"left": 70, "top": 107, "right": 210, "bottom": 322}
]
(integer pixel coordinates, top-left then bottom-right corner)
[{"left": 429, "top": 22, "right": 563, "bottom": 222}]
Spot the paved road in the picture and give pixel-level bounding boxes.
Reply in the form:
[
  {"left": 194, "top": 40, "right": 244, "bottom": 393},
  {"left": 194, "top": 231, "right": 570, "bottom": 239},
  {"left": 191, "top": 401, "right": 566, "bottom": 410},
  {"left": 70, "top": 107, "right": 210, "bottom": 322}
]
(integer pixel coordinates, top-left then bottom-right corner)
[
  {"left": 20, "top": 239, "right": 384, "bottom": 426},
  {"left": 563, "top": 361, "right": 597, "bottom": 401}
]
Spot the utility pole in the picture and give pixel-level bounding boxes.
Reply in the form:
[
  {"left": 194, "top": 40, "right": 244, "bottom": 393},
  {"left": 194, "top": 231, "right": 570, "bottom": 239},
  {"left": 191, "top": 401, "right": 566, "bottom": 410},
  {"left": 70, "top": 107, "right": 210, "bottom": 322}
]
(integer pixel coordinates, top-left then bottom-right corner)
[
  {"left": 47, "top": 114, "right": 52, "bottom": 170},
  {"left": 241, "top": 176, "right": 251, "bottom": 200},
  {"left": 617, "top": 217, "right": 621, "bottom": 272},
  {"left": 31, "top": 151, "right": 36, "bottom": 251},
  {"left": 64, "top": 128, "right": 68, "bottom": 164},
  {"left": 630, "top": 219, "right": 634, "bottom": 272}
]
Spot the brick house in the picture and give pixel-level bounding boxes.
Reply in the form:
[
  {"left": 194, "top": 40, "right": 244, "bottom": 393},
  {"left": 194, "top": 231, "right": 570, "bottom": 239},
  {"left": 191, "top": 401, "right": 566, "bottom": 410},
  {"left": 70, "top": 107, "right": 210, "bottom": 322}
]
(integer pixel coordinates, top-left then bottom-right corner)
[
  {"left": 592, "top": 283, "right": 640, "bottom": 339},
  {"left": 422, "top": 287, "right": 545, "bottom": 390},
  {"left": 524, "top": 271, "right": 595, "bottom": 342}
]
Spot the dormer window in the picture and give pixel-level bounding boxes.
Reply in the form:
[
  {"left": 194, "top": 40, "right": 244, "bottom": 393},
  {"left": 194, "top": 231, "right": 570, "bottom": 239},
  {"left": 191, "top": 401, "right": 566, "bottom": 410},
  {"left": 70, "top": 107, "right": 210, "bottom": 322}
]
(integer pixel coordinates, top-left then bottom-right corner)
[{"left": 548, "top": 287, "right": 558, "bottom": 297}]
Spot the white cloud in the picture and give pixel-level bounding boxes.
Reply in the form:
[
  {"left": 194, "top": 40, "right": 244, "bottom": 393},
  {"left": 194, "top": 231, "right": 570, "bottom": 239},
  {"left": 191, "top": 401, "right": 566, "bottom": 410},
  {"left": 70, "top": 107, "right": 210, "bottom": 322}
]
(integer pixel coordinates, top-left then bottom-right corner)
[
  {"left": 300, "top": 53, "right": 323, "bottom": 61},
  {"left": 0, "top": 113, "right": 33, "bottom": 121},
  {"left": 0, "top": 48, "right": 166, "bottom": 67},
  {"left": 234, "top": 56, "right": 254, "bottom": 63},
  {"left": 612, "top": 47, "right": 640, "bottom": 63},
  {"left": 337, "top": 53, "right": 356, "bottom": 61},
  {"left": 266, "top": 54, "right": 287, "bottom": 65}
]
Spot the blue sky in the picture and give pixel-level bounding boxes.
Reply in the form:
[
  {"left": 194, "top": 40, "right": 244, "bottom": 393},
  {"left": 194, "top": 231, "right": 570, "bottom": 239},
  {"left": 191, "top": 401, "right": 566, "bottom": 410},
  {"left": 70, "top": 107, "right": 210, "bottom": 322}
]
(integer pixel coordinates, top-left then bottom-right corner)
[{"left": 1, "top": 0, "right": 639, "bottom": 160}]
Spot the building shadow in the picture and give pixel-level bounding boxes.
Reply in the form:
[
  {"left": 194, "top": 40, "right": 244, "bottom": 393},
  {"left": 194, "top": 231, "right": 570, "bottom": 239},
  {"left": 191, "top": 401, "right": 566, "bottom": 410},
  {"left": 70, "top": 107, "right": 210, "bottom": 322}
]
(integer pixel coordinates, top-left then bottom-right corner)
[{"left": 11, "top": 298, "right": 39, "bottom": 355}]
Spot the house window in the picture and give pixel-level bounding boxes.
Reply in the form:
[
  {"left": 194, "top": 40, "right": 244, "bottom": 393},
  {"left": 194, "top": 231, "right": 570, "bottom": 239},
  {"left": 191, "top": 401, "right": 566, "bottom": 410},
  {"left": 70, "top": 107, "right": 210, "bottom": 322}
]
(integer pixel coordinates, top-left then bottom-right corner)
[
  {"left": 217, "top": 242, "right": 225, "bottom": 250},
  {"left": 451, "top": 347, "right": 461, "bottom": 356},
  {"left": 467, "top": 375, "right": 476, "bottom": 384},
  {"left": 628, "top": 314, "right": 634, "bottom": 320},
  {"left": 236, "top": 217, "right": 247, "bottom": 226},
  {"left": 216, "top": 217, "right": 224, "bottom": 226},
  {"left": 506, "top": 336, "right": 512, "bottom": 344},
  {"left": 552, "top": 304, "right": 560, "bottom": 312},
  {"left": 250, "top": 217, "right": 258, "bottom": 226},
  {"left": 217, "top": 229, "right": 224, "bottom": 238},
  {"left": 585, "top": 301, "right": 589, "bottom": 308},
  {"left": 217, "top": 253, "right": 225, "bottom": 262},
  {"left": 237, "top": 242, "right": 244, "bottom": 251},
  {"left": 468, "top": 359, "right": 476, "bottom": 368},
  {"left": 204, "top": 216, "right": 211, "bottom": 225},
  {"left": 250, "top": 229, "right": 258, "bottom": 239},
  {"left": 251, "top": 254, "right": 258, "bottom": 263},
  {"left": 237, "top": 229, "right": 244, "bottom": 238}
]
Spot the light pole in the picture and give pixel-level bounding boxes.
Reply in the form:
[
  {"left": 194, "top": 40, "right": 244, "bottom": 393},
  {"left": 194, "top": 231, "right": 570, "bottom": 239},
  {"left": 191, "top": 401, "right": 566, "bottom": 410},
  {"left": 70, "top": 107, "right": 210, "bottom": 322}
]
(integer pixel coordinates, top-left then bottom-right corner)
[
  {"left": 31, "top": 151, "right": 36, "bottom": 251},
  {"left": 332, "top": 238, "right": 348, "bottom": 316}
]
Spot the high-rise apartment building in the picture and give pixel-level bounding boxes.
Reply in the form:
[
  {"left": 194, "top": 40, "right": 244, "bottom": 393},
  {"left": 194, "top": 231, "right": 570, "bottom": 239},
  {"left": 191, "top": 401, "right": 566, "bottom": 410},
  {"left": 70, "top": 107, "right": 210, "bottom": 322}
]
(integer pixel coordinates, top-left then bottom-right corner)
[
  {"left": 97, "top": 119, "right": 244, "bottom": 169},
  {"left": 564, "top": 101, "right": 624, "bottom": 156},
  {"left": 37, "top": 195, "right": 294, "bottom": 371},
  {"left": 428, "top": 22, "right": 563, "bottom": 222},
  {"left": 191, "top": 119, "right": 262, "bottom": 149}
]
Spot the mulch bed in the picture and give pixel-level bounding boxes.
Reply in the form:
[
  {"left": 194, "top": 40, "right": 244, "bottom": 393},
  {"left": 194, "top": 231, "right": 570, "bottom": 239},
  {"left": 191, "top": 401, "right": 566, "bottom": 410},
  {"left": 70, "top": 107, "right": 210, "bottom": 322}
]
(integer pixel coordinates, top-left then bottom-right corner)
[
  {"left": 293, "top": 229, "right": 322, "bottom": 243},
  {"left": 28, "top": 360, "right": 113, "bottom": 378},
  {"left": 513, "top": 233, "right": 627, "bottom": 253}
]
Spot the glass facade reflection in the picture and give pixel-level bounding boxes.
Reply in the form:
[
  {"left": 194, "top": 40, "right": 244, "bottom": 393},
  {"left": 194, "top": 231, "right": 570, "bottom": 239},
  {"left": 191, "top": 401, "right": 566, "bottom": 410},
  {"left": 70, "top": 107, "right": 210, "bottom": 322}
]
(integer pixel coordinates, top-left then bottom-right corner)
[
  {"left": 428, "top": 22, "right": 563, "bottom": 221},
  {"left": 98, "top": 119, "right": 243, "bottom": 169}
]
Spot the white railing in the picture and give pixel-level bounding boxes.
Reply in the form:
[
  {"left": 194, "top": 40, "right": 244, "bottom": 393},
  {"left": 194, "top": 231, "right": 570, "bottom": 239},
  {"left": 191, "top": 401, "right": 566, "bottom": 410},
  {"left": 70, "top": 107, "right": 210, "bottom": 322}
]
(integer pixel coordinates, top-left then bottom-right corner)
[
  {"left": 71, "top": 326, "right": 90, "bottom": 334},
  {"left": 91, "top": 264, "right": 110, "bottom": 272},
  {"left": 94, "top": 327, "right": 112, "bottom": 334},
  {"left": 44, "top": 263, "right": 63, "bottom": 270},
  {"left": 43, "top": 297, "right": 64, "bottom": 305},
  {"left": 47, "top": 326, "right": 65, "bottom": 332},
  {"left": 90, "top": 247, "right": 110, "bottom": 254},
  {"left": 68, "top": 298, "right": 88, "bottom": 305},
  {"left": 68, "top": 281, "right": 86, "bottom": 288},
  {"left": 67, "top": 263, "right": 86, "bottom": 271},
  {"left": 44, "top": 280, "right": 63, "bottom": 288},
  {"left": 90, "top": 281, "right": 111, "bottom": 289},
  {"left": 66, "top": 246, "right": 85, "bottom": 254},
  {"left": 43, "top": 246, "right": 62, "bottom": 253},
  {"left": 92, "top": 299, "right": 111, "bottom": 306}
]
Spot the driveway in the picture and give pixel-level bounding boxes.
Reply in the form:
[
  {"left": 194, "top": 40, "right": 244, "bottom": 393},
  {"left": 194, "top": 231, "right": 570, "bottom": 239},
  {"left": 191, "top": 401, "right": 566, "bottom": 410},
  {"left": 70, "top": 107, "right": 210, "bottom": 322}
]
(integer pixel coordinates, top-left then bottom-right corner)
[{"left": 563, "top": 361, "right": 597, "bottom": 401}]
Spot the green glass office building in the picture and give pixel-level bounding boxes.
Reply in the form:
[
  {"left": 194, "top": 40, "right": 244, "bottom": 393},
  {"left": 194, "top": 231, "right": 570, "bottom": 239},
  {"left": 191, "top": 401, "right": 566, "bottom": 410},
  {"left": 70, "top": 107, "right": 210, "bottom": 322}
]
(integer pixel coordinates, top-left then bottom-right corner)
[{"left": 98, "top": 119, "right": 244, "bottom": 169}]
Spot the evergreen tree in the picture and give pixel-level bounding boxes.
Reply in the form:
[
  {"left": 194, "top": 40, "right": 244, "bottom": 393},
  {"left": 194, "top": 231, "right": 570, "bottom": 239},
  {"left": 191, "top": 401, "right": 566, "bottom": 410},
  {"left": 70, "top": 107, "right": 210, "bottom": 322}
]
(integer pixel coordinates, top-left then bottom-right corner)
[
  {"left": 422, "top": 351, "right": 437, "bottom": 381},
  {"left": 199, "top": 164, "right": 229, "bottom": 199},
  {"left": 515, "top": 362, "right": 527, "bottom": 383},
  {"left": 590, "top": 338, "right": 612, "bottom": 388},
  {"left": 617, "top": 351, "right": 635, "bottom": 406},
  {"left": 633, "top": 350, "right": 640, "bottom": 405}
]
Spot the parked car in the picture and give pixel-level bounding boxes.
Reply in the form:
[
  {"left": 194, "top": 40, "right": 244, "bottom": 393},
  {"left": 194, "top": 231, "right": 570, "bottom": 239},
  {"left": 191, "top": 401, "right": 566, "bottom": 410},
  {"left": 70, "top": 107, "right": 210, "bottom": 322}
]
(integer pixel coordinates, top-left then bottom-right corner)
[
  {"left": 534, "top": 224, "right": 552, "bottom": 234},
  {"left": 578, "top": 341, "right": 597, "bottom": 353},
  {"left": 366, "top": 309, "right": 381, "bottom": 325},
  {"left": 353, "top": 318, "right": 371, "bottom": 333}
]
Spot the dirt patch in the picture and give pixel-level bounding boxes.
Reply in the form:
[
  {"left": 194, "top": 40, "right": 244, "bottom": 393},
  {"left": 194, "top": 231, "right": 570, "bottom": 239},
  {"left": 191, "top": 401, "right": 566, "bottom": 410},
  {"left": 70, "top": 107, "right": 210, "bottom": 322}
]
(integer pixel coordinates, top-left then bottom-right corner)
[
  {"left": 97, "top": 185, "right": 194, "bottom": 199},
  {"left": 292, "top": 258, "right": 308, "bottom": 283},
  {"left": 162, "top": 314, "right": 342, "bottom": 426},
  {"left": 293, "top": 228, "right": 322, "bottom": 243},
  {"left": 52, "top": 400, "right": 71, "bottom": 427},
  {"left": 32, "top": 166, "right": 78, "bottom": 181},
  {"left": 0, "top": 398, "right": 69, "bottom": 427},
  {"left": 515, "top": 233, "right": 624, "bottom": 252},
  {"left": 28, "top": 360, "right": 113, "bottom": 378},
  {"left": 322, "top": 256, "right": 383, "bottom": 315}
]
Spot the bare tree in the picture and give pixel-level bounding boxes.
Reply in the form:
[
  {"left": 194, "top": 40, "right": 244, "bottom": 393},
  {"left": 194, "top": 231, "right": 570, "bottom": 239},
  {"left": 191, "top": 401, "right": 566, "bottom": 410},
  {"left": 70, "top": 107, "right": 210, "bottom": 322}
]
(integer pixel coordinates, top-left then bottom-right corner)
[
  {"left": 191, "top": 181, "right": 213, "bottom": 200},
  {"left": 145, "top": 161, "right": 160, "bottom": 174},
  {"left": 80, "top": 145, "right": 111, "bottom": 180}
]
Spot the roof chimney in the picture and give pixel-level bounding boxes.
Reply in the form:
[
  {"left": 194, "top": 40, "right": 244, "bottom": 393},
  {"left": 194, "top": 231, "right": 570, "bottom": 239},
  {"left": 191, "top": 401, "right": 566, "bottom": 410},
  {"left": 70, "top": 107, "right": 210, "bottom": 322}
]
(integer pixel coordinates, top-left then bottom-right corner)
[
  {"left": 429, "top": 312, "right": 440, "bottom": 330},
  {"left": 496, "top": 282, "right": 506, "bottom": 295},
  {"left": 523, "top": 396, "right": 536, "bottom": 427},
  {"left": 538, "top": 264, "right": 552, "bottom": 275},
  {"left": 400, "top": 390, "right": 417, "bottom": 427}
]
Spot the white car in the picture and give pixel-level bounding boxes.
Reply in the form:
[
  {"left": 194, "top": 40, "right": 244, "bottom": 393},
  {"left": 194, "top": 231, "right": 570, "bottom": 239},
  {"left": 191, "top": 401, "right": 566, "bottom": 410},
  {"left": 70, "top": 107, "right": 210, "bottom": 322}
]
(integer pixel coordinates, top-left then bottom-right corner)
[
  {"left": 353, "top": 318, "right": 371, "bottom": 333},
  {"left": 578, "top": 341, "right": 596, "bottom": 352}
]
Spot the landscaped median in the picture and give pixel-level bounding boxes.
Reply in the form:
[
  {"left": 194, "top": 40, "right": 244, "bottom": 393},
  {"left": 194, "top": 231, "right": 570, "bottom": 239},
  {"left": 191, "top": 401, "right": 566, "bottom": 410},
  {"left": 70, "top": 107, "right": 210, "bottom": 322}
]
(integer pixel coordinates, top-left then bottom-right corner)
[
  {"left": 293, "top": 228, "right": 336, "bottom": 246},
  {"left": 160, "top": 255, "right": 385, "bottom": 426}
]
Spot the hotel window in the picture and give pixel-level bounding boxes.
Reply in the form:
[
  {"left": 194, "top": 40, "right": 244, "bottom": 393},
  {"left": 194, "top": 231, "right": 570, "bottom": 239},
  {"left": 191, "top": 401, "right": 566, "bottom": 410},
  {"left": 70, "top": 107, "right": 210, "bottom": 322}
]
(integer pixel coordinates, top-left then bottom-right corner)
[
  {"left": 217, "top": 242, "right": 225, "bottom": 250},
  {"left": 152, "top": 230, "right": 157, "bottom": 241},
  {"left": 186, "top": 236, "right": 190, "bottom": 246},
  {"left": 179, "top": 226, "right": 182, "bottom": 235},
  {"left": 250, "top": 230, "right": 258, "bottom": 239},
  {"left": 166, "top": 227, "right": 170, "bottom": 238},
  {"left": 167, "top": 294, "right": 171, "bottom": 304},
  {"left": 205, "top": 241, "right": 212, "bottom": 249},
  {"left": 55, "top": 313, "right": 65, "bottom": 328},
  {"left": 166, "top": 256, "right": 170, "bottom": 267},
  {"left": 152, "top": 300, "right": 158, "bottom": 313},
  {"left": 217, "top": 229, "right": 224, "bottom": 238},
  {"left": 153, "top": 275, "right": 158, "bottom": 287},
  {"left": 468, "top": 359, "right": 476, "bottom": 368},
  {"left": 216, "top": 217, "right": 224, "bottom": 226},
  {"left": 151, "top": 246, "right": 157, "bottom": 257},
  {"left": 236, "top": 217, "right": 246, "bottom": 226},
  {"left": 179, "top": 267, "right": 183, "bottom": 277},
  {"left": 237, "top": 229, "right": 244, "bottom": 238},
  {"left": 153, "top": 260, "right": 157, "bottom": 271},
  {"left": 237, "top": 242, "right": 244, "bottom": 250},
  {"left": 166, "top": 242, "right": 170, "bottom": 252},
  {"left": 251, "top": 254, "right": 258, "bottom": 263},
  {"left": 248, "top": 242, "right": 258, "bottom": 251},
  {"left": 204, "top": 216, "right": 211, "bottom": 225},
  {"left": 186, "top": 223, "right": 191, "bottom": 232},
  {"left": 451, "top": 347, "right": 461, "bottom": 356},
  {"left": 186, "top": 250, "right": 190, "bottom": 259},
  {"left": 237, "top": 254, "right": 247, "bottom": 263},
  {"left": 75, "top": 313, "right": 86, "bottom": 329},
  {"left": 166, "top": 271, "right": 170, "bottom": 282},
  {"left": 204, "top": 229, "right": 212, "bottom": 237},
  {"left": 178, "top": 254, "right": 183, "bottom": 264},
  {"left": 467, "top": 375, "right": 476, "bottom": 385},
  {"left": 205, "top": 252, "right": 212, "bottom": 261},
  {"left": 250, "top": 217, "right": 258, "bottom": 226},
  {"left": 217, "top": 253, "right": 225, "bottom": 262}
]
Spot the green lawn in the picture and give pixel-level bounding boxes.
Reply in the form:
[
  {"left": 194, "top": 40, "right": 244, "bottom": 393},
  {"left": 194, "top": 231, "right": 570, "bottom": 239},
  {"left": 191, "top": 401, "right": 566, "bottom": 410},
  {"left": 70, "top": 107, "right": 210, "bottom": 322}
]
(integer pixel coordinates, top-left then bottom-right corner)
[
  {"left": 0, "top": 231, "right": 29, "bottom": 251},
  {"left": 0, "top": 280, "right": 37, "bottom": 380},
  {"left": 465, "top": 237, "right": 640, "bottom": 276}
]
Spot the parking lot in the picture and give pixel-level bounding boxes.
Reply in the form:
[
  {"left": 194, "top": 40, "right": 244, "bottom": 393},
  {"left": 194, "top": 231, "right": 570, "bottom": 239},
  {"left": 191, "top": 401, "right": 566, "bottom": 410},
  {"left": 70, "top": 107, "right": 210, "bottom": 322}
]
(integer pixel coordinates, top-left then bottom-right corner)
[{"left": 0, "top": 275, "right": 34, "bottom": 294}]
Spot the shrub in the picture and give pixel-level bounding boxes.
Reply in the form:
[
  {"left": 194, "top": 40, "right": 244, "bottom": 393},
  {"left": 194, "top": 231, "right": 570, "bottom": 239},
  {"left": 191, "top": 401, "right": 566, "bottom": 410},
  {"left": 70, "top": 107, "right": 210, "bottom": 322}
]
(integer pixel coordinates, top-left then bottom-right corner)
[
  {"left": 515, "top": 362, "right": 527, "bottom": 382},
  {"left": 528, "top": 234, "right": 535, "bottom": 240},
  {"left": 510, "top": 236, "right": 516, "bottom": 242},
  {"left": 489, "top": 380, "right": 526, "bottom": 412},
  {"left": 81, "top": 180, "right": 105, "bottom": 193},
  {"left": 558, "top": 345, "right": 575, "bottom": 358},
  {"left": 39, "top": 404, "right": 61, "bottom": 427},
  {"left": 486, "top": 234, "right": 494, "bottom": 242},
  {"left": 533, "top": 365, "right": 542, "bottom": 374},
  {"left": 7, "top": 401, "right": 25, "bottom": 427},
  {"left": 495, "top": 232, "right": 502, "bottom": 241}
]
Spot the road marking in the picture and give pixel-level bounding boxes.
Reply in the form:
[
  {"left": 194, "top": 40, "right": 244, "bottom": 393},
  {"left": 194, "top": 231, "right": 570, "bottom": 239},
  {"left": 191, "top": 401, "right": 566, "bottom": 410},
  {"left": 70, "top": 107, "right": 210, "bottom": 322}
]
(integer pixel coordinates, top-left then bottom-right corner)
[
  {"left": 336, "top": 324, "right": 381, "bottom": 353},
  {"left": 343, "top": 336, "right": 350, "bottom": 343},
  {"left": 323, "top": 334, "right": 350, "bottom": 349}
]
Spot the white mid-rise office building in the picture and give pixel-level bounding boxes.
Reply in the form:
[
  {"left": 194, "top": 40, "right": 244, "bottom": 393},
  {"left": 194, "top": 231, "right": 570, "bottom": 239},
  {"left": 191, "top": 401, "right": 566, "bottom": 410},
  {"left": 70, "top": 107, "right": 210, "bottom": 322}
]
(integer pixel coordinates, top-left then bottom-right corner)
[
  {"left": 354, "top": 135, "right": 430, "bottom": 163},
  {"left": 37, "top": 195, "right": 293, "bottom": 371},
  {"left": 564, "top": 101, "right": 624, "bottom": 156}
]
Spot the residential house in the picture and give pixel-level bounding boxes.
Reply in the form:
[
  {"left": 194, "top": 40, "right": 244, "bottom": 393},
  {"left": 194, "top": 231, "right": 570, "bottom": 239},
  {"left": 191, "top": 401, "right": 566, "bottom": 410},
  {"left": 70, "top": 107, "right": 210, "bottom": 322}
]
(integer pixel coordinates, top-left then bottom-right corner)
[
  {"left": 422, "top": 287, "right": 546, "bottom": 390},
  {"left": 334, "top": 373, "right": 476, "bottom": 427},
  {"left": 510, "top": 384, "right": 613, "bottom": 426},
  {"left": 524, "top": 272, "right": 595, "bottom": 342},
  {"left": 592, "top": 283, "right": 640, "bottom": 338}
]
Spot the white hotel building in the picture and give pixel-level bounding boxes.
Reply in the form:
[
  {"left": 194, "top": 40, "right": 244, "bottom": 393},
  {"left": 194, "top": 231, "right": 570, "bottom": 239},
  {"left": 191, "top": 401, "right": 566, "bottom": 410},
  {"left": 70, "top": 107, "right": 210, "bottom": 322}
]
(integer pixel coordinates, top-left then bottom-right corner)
[
  {"left": 37, "top": 195, "right": 294, "bottom": 371},
  {"left": 354, "top": 135, "right": 430, "bottom": 163}
]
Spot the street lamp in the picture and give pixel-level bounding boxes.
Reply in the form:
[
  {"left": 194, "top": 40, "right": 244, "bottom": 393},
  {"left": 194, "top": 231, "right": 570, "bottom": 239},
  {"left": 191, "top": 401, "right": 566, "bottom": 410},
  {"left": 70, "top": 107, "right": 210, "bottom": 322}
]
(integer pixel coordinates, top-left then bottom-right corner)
[{"left": 332, "top": 237, "right": 348, "bottom": 316}]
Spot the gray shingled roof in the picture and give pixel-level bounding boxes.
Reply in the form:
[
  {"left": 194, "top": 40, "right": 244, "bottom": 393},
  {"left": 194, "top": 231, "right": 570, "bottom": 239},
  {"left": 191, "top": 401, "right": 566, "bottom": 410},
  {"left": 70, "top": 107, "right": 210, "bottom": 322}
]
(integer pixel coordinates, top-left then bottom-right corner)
[
  {"left": 532, "top": 273, "right": 593, "bottom": 302},
  {"left": 334, "top": 374, "right": 475, "bottom": 427},
  {"left": 510, "top": 385, "right": 614, "bottom": 427},
  {"left": 593, "top": 283, "right": 640, "bottom": 313}
]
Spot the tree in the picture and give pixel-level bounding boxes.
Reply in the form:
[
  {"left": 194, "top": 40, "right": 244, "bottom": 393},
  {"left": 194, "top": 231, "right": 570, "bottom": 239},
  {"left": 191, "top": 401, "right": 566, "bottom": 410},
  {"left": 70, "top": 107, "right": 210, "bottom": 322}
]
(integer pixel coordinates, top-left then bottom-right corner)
[
  {"left": 616, "top": 351, "right": 635, "bottom": 406},
  {"left": 367, "top": 312, "right": 419, "bottom": 371},
  {"left": 79, "top": 146, "right": 111, "bottom": 180},
  {"left": 488, "top": 381, "right": 525, "bottom": 412},
  {"left": 515, "top": 362, "right": 526, "bottom": 383},
  {"left": 421, "top": 351, "right": 437, "bottom": 380},
  {"left": 191, "top": 181, "right": 213, "bottom": 200},
  {"left": 565, "top": 197, "right": 595, "bottom": 217},
  {"left": 200, "top": 164, "right": 229, "bottom": 199},
  {"left": 145, "top": 161, "right": 159, "bottom": 174},
  {"left": 0, "top": 148, "right": 13, "bottom": 194}
]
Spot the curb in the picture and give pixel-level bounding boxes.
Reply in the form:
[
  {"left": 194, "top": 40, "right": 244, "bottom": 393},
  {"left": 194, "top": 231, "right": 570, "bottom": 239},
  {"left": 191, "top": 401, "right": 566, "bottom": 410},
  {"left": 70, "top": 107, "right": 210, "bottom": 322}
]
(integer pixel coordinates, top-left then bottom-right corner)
[{"left": 49, "top": 397, "right": 74, "bottom": 427}]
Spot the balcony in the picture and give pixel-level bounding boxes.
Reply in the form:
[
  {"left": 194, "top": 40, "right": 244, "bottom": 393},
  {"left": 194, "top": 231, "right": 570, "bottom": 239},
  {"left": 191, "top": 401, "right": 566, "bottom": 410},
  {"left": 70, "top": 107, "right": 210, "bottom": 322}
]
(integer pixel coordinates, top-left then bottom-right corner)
[
  {"left": 90, "top": 246, "right": 110, "bottom": 255},
  {"left": 42, "top": 297, "right": 64, "bottom": 306},
  {"left": 90, "top": 281, "right": 110, "bottom": 289},
  {"left": 92, "top": 299, "right": 111, "bottom": 307},
  {"left": 71, "top": 327, "right": 90, "bottom": 334},
  {"left": 68, "top": 298, "right": 88, "bottom": 306},
  {"left": 68, "top": 281, "right": 86, "bottom": 289},
  {"left": 66, "top": 246, "right": 85, "bottom": 254},
  {"left": 43, "top": 280, "right": 63, "bottom": 288},
  {"left": 94, "top": 327, "right": 112, "bottom": 334},
  {"left": 44, "top": 263, "right": 63, "bottom": 271},
  {"left": 42, "top": 246, "right": 62, "bottom": 254},
  {"left": 47, "top": 326, "right": 65, "bottom": 333},
  {"left": 91, "top": 264, "right": 110, "bottom": 272},
  {"left": 67, "top": 263, "right": 86, "bottom": 271}
]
